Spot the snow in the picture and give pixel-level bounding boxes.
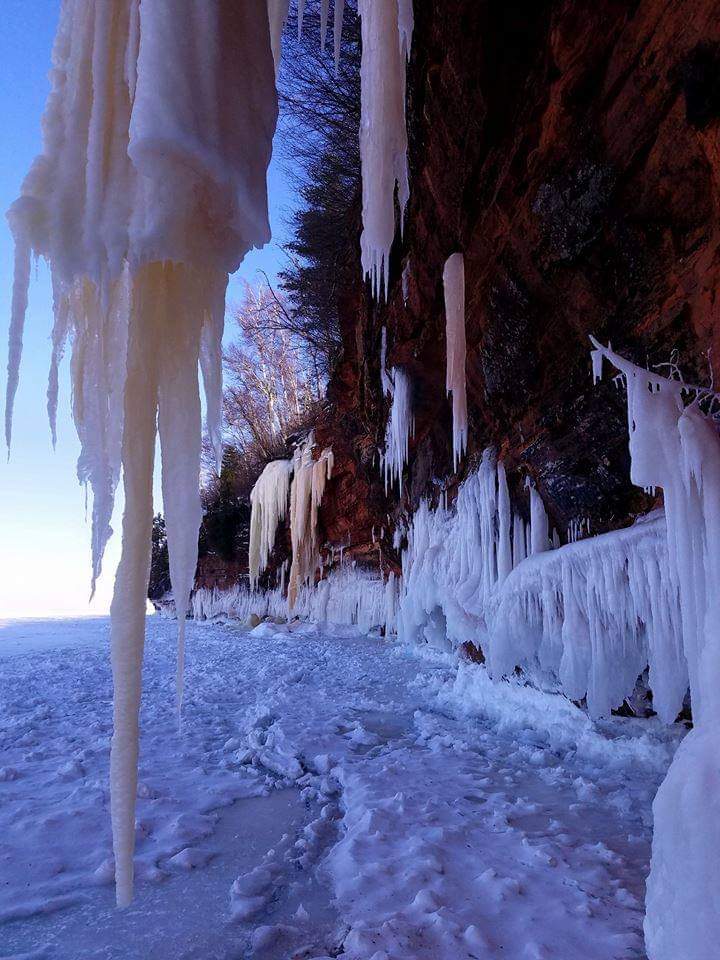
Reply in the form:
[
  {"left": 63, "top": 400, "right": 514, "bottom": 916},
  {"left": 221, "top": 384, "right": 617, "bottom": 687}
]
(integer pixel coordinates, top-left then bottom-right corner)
[
  {"left": 358, "top": 0, "right": 411, "bottom": 297},
  {"left": 381, "top": 367, "right": 414, "bottom": 493},
  {"left": 443, "top": 252, "right": 468, "bottom": 469},
  {"left": 590, "top": 340, "right": 720, "bottom": 960},
  {"left": 0, "top": 615, "right": 681, "bottom": 958}
]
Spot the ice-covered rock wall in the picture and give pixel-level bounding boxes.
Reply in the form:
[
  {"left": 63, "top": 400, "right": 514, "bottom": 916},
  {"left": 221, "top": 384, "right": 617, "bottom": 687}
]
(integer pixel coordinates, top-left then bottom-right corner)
[{"left": 395, "top": 446, "right": 689, "bottom": 727}]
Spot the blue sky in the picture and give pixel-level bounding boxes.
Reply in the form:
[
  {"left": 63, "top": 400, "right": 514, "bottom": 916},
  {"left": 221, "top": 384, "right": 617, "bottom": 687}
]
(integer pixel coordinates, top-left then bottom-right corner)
[{"left": 0, "top": 2, "right": 292, "bottom": 617}]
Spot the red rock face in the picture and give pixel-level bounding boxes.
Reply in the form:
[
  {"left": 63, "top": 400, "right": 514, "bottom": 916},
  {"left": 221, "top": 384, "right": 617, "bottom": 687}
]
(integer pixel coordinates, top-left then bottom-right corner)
[
  {"left": 194, "top": 1, "right": 720, "bottom": 593},
  {"left": 318, "top": 0, "right": 720, "bottom": 562}
]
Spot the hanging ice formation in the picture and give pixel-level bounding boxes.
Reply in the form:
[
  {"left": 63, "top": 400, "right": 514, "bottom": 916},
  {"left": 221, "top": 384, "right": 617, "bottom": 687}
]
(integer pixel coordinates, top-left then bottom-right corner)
[
  {"left": 589, "top": 339, "right": 720, "bottom": 960},
  {"left": 5, "top": 1, "right": 278, "bottom": 907},
  {"left": 381, "top": 367, "right": 414, "bottom": 493},
  {"left": 287, "top": 435, "right": 334, "bottom": 609},
  {"left": 249, "top": 458, "right": 294, "bottom": 588},
  {"left": 443, "top": 253, "right": 468, "bottom": 469},
  {"left": 358, "top": 0, "right": 413, "bottom": 297},
  {"left": 397, "top": 449, "right": 535, "bottom": 650}
]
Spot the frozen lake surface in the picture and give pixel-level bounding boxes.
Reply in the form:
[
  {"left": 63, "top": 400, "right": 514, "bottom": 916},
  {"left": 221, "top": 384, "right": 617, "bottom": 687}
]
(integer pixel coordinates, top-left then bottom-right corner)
[{"left": 0, "top": 616, "right": 681, "bottom": 959}]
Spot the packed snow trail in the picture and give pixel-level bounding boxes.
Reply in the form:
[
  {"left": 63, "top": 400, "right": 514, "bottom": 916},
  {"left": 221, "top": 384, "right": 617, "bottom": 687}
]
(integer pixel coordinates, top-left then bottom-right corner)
[{"left": 0, "top": 617, "right": 681, "bottom": 959}]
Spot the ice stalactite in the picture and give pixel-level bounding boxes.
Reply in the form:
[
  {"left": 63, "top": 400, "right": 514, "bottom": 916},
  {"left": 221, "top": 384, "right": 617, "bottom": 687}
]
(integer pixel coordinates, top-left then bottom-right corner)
[
  {"left": 398, "top": 449, "right": 524, "bottom": 651},
  {"left": 333, "top": 0, "right": 346, "bottom": 72},
  {"left": 268, "top": 0, "right": 291, "bottom": 73},
  {"left": 249, "top": 458, "right": 294, "bottom": 589},
  {"left": 287, "top": 436, "right": 334, "bottom": 610},
  {"left": 443, "top": 253, "right": 468, "bottom": 469},
  {"left": 381, "top": 367, "right": 414, "bottom": 493},
  {"left": 528, "top": 482, "right": 550, "bottom": 555},
  {"left": 7, "top": 1, "right": 278, "bottom": 906},
  {"left": 590, "top": 340, "right": 720, "bottom": 960},
  {"left": 358, "top": 0, "right": 412, "bottom": 297}
]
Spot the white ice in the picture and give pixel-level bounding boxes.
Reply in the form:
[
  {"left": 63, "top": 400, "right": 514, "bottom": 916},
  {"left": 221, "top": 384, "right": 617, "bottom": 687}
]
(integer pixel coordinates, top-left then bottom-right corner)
[
  {"left": 6, "top": 1, "right": 279, "bottom": 907},
  {"left": 358, "top": 0, "right": 412, "bottom": 297},
  {"left": 443, "top": 252, "right": 468, "bottom": 469}
]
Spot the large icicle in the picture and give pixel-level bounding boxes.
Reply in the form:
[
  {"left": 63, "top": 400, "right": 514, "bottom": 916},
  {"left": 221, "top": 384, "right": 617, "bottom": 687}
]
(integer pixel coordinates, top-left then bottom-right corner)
[
  {"left": 590, "top": 340, "right": 720, "bottom": 960},
  {"left": 7, "top": 0, "right": 278, "bottom": 907},
  {"left": 248, "top": 458, "right": 294, "bottom": 589},
  {"left": 443, "top": 252, "right": 468, "bottom": 469},
  {"left": 358, "top": 0, "right": 411, "bottom": 297},
  {"left": 109, "top": 266, "right": 161, "bottom": 910},
  {"left": 287, "top": 436, "right": 334, "bottom": 610}
]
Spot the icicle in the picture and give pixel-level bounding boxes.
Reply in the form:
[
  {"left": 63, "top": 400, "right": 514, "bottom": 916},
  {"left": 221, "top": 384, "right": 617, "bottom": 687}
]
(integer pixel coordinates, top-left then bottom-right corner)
[
  {"left": 528, "top": 483, "right": 549, "bottom": 555},
  {"left": 110, "top": 269, "right": 161, "bottom": 909},
  {"left": 443, "top": 252, "right": 468, "bottom": 470},
  {"left": 333, "top": 0, "right": 346, "bottom": 73},
  {"left": 248, "top": 458, "right": 293, "bottom": 589},
  {"left": 512, "top": 513, "right": 527, "bottom": 568},
  {"left": 320, "top": 0, "right": 330, "bottom": 52},
  {"left": 8, "top": 1, "right": 279, "bottom": 909},
  {"left": 46, "top": 278, "right": 70, "bottom": 449},
  {"left": 380, "top": 326, "right": 393, "bottom": 396},
  {"left": 4, "top": 225, "right": 31, "bottom": 452},
  {"left": 267, "top": 0, "right": 291, "bottom": 73},
  {"left": 358, "top": 0, "right": 411, "bottom": 297},
  {"left": 401, "top": 260, "right": 411, "bottom": 305},
  {"left": 496, "top": 461, "right": 512, "bottom": 583},
  {"left": 381, "top": 367, "right": 413, "bottom": 492},
  {"left": 397, "top": 0, "right": 414, "bottom": 61},
  {"left": 287, "top": 436, "right": 333, "bottom": 610},
  {"left": 298, "top": 0, "right": 306, "bottom": 37}
]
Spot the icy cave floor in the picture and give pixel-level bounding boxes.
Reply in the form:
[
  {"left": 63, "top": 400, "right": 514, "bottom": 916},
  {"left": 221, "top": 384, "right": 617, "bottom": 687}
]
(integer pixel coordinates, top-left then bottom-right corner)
[{"left": 0, "top": 617, "right": 682, "bottom": 960}]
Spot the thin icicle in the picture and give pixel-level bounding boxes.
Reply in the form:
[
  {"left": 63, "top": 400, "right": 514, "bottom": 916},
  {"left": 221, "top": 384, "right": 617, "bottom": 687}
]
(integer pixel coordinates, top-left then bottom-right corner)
[
  {"left": 333, "top": 0, "right": 346, "bottom": 72},
  {"left": 110, "top": 270, "right": 160, "bottom": 909},
  {"left": 267, "top": 0, "right": 291, "bottom": 73},
  {"left": 156, "top": 265, "right": 206, "bottom": 726},
  {"left": 496, "top": 461, "right": 512, "bottom": 583},
  {"left": 4, "top": 232, "right": 31, "bottom": 452},
  {"left": 443, "top": 252, "right": 468, "bottom": 470},
  {"left": 397, "top": 0, "right": 414, "bottom": 61},
  {"left": 320, "top": 0, "right": 330, "bottom": 52},
  {"left": 47, "top": 278, "right": 70, "bottom": 449},
  {"left": 298, "top": 0, "right": 306, "bottom": 37},
  {"left": 381, "top": 367, "right": 413, "bottom": 493}
]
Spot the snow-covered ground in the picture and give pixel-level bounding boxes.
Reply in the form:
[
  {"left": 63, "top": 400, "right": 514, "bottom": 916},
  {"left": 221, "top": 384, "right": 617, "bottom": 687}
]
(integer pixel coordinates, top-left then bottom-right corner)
[{"left": 0, "top": 616, "right": 682, "bottom": 960}]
